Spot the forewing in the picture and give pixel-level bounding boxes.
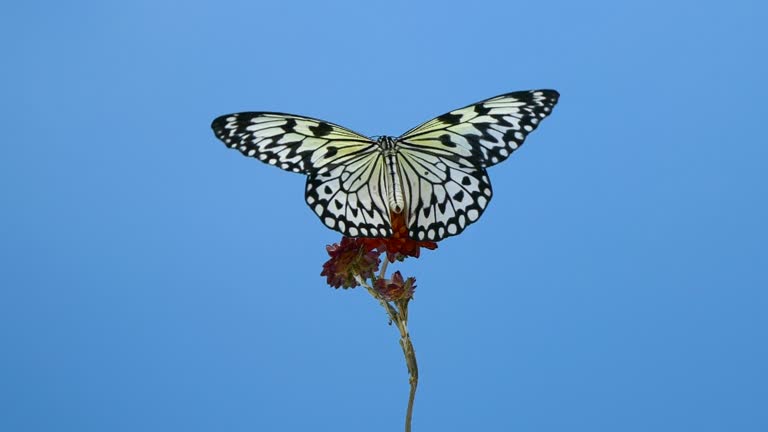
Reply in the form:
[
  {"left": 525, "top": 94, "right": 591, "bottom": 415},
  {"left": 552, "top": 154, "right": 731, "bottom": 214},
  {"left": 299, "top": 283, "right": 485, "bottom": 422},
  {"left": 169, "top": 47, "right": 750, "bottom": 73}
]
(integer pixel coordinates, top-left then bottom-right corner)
[
  {"left": 398, "top": 90, "right": 559, "bottom": 167},
  {"left": 397, "top": 149, "right": 492, "bottom": 241},
  {"left": 211, "top": 112, "right": 376, "bottom": 174},
  {"left": 306, "top": 151, "right": 393, "bottom": 238}
]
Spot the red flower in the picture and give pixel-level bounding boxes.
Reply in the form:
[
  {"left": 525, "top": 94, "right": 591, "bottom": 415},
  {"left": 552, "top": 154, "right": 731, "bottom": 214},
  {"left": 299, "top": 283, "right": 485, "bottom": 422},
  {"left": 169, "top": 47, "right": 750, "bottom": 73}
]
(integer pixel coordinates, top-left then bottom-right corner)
[
  {"left": 362, "top": 212, "right": 438, "bottom": 263},
  {"left": 374, "top": 271, "right": 416, "bottom": 301},
  {"left": 321, "top": 237, "right": 381, "bottom": 289}
]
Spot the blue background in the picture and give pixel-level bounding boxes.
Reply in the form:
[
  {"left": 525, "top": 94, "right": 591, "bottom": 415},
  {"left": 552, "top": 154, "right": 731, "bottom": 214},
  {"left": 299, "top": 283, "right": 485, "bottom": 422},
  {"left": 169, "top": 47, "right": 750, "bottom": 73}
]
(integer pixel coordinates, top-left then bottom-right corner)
[{"left": 2, "top": 1, "right": 766, "bottom": 431}]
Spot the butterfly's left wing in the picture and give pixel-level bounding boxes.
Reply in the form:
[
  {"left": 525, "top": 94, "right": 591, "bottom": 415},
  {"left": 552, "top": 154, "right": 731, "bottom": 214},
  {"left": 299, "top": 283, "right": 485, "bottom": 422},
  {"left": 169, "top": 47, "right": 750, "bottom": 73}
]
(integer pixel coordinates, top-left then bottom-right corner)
[
  {"left": 306, "top": 155, "right": 394, "bottom": 238},
  {"left": 211, "top": 112, "right": 377, "bottom": 175},
  {"left": 397, "top": 89, "right": 559, "bottom": 168},
  {"left": 211, "top": 112, "right": 393, "bottom": 237}
]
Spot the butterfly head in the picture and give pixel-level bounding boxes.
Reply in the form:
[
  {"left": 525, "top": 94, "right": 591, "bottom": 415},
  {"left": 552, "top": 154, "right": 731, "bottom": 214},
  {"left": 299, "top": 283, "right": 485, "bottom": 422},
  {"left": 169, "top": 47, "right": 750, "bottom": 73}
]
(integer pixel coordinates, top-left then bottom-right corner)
[{"left": 376, "top": 136, "right": 398, "bottom": 151}]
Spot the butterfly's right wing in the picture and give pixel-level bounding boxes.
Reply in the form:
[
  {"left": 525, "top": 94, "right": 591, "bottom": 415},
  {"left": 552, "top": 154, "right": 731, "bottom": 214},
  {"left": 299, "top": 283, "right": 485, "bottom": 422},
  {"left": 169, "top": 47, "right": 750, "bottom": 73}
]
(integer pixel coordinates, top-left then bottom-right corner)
[
  {"left": 393, "top": 90, "right": 559, "bottom": 241},
  {"left": 398, "top": 90, "right": 559, "bottom": 168},
  {"left": 211, "top": 112, "right": 393, "bottom": 237},
  {"left": 397, "top": 148, "right": 492, "bottom": 241}
]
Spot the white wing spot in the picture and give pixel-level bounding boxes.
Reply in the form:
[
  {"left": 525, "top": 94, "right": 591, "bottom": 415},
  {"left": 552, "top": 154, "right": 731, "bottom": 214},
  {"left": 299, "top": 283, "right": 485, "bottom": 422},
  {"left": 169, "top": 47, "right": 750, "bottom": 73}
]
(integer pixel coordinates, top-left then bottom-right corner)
[
  {"left": 379, "top": 228, "right": 387, "bottom": 236},
  {"left": 338, "top": 221, "right": 346, "bottom": 232},
  {"left": 307, "top": 196, "right": 315, "bottom": 205},
  {"left": 247, "top": 149, "right": 256, "bottom": 156},
  {"left": 360, "top": 227, "right": 368, "bottom": 236},
  {"left": 324, "top": 217, "right": 336, "bottom": 228},
  {"left": 314, "top": 204, "right": 323, "bottom": 216},
  {"left": 438, "top": 227, "right": 445, "bottom": 238},
  {"left": 259, "top": 154, "right": 268, "bottom": 161},
  {"left": 483, "top": 187, "right": 492, "bottom": 196},
  {"left": 268, "top": 159, "right": 277, "bottom": 165},
  {"left": 514, "top": 132, "right": 524, "bottom": 140},
  {"left": 478, "top": 197, "right": 488, "bottom": 208},
  {"left": 468, "top": 209, "right": 479, "bottom": 221},
  {"left": 499, "top": 149, "right": 509, "bottom": 157},
  {"left": 428, "top": 228, "right": 435, "bottom": 239},
  {"left": 447, "top": 224, "right": 458, "bottom": 235},
  {"left": 349, "top": 227, "right": 359, "bottom": 236},
  {"left": 418, "top": 231, "right": 425, "bottom": 240},
  {"left": 523, "top": 125, "right": 533, "bottom": 132}
]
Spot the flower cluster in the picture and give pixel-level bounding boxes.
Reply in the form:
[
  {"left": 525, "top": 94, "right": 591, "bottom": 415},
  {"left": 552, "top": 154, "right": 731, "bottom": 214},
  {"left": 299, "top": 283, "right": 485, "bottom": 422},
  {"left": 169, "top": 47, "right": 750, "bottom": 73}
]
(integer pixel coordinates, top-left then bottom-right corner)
[
  {"left": 320, "top": 212, "right": 437, "bottom": 290},
  {"left": 373, "top": 271, "right": 416, "bottom": 301},
  {"left": 361, "top": 212, "right": 438, "bottom": 263},
  {"left": 320, "top": 237, "right": 380, "bottom": 288}
]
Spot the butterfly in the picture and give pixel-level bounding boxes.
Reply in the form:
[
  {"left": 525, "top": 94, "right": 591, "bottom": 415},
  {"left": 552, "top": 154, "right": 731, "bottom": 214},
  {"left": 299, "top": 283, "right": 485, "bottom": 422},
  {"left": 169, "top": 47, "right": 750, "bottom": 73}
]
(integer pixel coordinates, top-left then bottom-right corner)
[{"left": 211, "top": 90, "right": 559, "bottom": 241}]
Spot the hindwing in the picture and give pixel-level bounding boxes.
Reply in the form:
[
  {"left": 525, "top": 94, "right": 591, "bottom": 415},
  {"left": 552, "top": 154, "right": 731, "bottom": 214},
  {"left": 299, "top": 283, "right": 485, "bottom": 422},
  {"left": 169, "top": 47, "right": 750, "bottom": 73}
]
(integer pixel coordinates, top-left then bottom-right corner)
[
  {"left": 397, "top": 148, "right": 492, "bottom": 241},
  {"left": 305, "top": 150, "right": 393, "bottom": 237}
]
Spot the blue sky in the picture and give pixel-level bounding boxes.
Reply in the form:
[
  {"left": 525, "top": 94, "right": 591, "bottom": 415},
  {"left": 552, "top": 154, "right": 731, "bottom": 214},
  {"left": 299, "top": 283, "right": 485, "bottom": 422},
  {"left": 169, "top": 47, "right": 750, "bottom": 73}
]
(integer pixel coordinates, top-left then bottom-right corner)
[{"left": 2, "top": 1, "right": 766, "bottom": 431}]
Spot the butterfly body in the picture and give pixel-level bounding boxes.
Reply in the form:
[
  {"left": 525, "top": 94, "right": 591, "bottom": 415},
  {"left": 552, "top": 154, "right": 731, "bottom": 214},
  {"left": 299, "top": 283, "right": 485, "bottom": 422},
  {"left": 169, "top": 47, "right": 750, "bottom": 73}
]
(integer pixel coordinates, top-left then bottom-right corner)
[
  {"left": 212, "top": 90, "right": 559, "bottom": 241},
  {"left": 376, "top": 136, "right": 406, "bottom": 214}
]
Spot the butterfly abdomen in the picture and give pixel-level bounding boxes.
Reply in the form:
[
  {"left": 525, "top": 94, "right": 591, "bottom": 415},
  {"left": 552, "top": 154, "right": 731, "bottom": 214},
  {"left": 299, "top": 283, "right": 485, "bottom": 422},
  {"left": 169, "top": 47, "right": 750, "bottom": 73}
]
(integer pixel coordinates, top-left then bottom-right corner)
[{"left": 377, "top": 136, "right": 405, "bottom": 214}]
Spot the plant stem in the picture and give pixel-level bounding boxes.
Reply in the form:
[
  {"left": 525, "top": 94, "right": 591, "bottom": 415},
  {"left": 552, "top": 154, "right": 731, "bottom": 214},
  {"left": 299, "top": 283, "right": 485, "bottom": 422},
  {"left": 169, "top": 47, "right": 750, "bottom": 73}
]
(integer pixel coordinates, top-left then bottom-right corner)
[
  {"left": 397, "top": 314, "right": 418, "bottom": 432},
  {"left": 379, "top": 258, "right": 390, "bottom": 279},
  {"left": 356, "top": 276, "right": 419, "bottom": 432}
]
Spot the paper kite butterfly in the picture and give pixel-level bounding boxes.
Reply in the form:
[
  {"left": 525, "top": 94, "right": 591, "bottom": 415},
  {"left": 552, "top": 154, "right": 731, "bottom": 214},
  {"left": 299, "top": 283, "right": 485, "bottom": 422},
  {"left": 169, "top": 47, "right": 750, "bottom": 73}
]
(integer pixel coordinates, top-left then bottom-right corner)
[{"left": 211, "top": 90, "right": 559, "bottom": 241}]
